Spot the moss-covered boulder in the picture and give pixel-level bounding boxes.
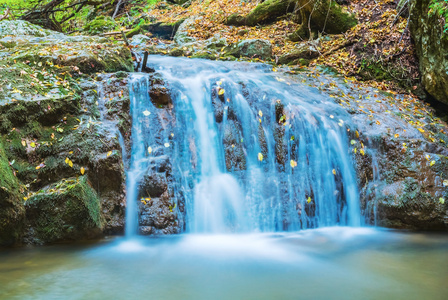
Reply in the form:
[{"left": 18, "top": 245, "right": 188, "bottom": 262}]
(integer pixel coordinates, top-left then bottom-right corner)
[
  {"left": 11, "top": 39, "right": 133, "bottom": 74},
  {"left": 245, "top": 0, "right": 297, "bottom": 26},
  {"left": 0, "top": 140, "right": 25, "bottom": 246},
  {"left": 24, "top": 176, "right": 104, "bottom": 244},
  {"left": 410, "top": 0, "right": 448, "bottom": 107}
]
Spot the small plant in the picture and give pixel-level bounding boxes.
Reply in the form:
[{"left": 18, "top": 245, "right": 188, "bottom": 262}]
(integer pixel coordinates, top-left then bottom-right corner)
[{"left": 429, "top": 0, "right": 448, "bottom": 33}]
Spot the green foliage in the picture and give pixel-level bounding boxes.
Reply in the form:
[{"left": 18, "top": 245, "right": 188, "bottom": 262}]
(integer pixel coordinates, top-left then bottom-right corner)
[
  {"left": 83, "top": 15, "right": 116, "bottom": 35},
  {"left": 429, "top": 0, "right": 448, "bottom": 33},
  {"left": 0, "top": 0, "right": 36, "bottom": 14}
]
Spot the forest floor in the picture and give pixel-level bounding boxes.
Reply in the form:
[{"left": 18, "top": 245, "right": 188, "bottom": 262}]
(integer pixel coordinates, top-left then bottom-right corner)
[{"left": 125, "top": 0, "right": 419, "bottom": 95}]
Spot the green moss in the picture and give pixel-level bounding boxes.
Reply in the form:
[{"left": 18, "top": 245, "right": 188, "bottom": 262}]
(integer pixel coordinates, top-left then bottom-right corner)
[
  {"left": 83, "top": 16, "right": 116, "bottom": 35},
  {"left": 25, "top": 176, "right": 104, "bottom": 243},
  {"left": 0, "top": 139, "right": 25, "bottom": 245},
  {"left": 126, "top": 25, "right": 143, "bottom": 38},
  {"left": 191, "top": 51, "right": 217, "bottom": 60},
  {"left": 245, "top": 0, "right": 296, "bottom": 26}
]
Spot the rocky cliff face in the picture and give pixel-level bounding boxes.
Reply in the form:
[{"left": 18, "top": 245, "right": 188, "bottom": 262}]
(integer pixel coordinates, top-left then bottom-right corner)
[{"left": 410, "top": 0, "right": 448, "bottom": 107}]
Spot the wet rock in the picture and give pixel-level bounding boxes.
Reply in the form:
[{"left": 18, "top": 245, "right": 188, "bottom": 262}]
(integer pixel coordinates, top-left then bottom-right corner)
[
  {"left": 139, "top": 172, "right": 168, "bottom": 198},
  {"left": 149, "top": 75, "right": 172, "bottom": 106},
  {"left": 223, "top": 121, "right": 246, "bottom": 171}
]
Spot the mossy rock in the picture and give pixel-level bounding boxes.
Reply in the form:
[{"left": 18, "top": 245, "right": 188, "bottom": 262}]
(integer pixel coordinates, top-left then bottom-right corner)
[
  {"left": 83, "top": 16, "right": 116, "bottom": 35},
  {"left": 226, "top": 13, "right": 246, "bottom": 26},
  {"left": 25, "top": 176, "right": 104, "bottom": 244},
  {"left": 0, "top": 140, "right": 25, "bottom": 246},
  {"left": 245, "top": 0, "right": 297, "bottom": 26},
  {"left": 11, "top": 37, "right": 133, "bottom": 74},
  {"left": 191, "top": 51, "right": 218, "bottom": 60}
]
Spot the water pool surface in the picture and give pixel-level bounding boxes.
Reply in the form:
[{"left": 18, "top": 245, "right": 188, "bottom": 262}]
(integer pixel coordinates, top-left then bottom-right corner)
[{"left": 1, "top": 227, "right": 447, "bottom": 300}]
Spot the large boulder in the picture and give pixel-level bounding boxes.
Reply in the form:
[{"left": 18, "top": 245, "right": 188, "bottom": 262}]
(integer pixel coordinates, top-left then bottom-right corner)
[
  {"left": 409, "top": 0, "right": 448, "bottom": 107},
  {"left": 0, "top": 20, "right": 133, "bottom": 74},
  {"left": 0, "top": 71, "right": 129, "bottom": 245},
  {"left": 0, "top": 20, "right": 58, "bottom": 38}
]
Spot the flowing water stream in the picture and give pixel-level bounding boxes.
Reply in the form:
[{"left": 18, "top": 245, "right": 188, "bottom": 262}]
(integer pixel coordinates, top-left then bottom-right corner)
[
  {"left": 1, "top": 56, "right": 447, "bottom": 299},
  {"left": 126, "top": 56, "right": 360, "bottom": 235}
]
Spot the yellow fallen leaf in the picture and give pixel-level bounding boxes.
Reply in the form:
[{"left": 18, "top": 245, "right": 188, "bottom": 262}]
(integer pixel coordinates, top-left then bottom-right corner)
[
  {"left": 258, "top": 110, "right": 263, "bottom": 117},
  {"left": 430, "top": 160, "right": 435, "bottom": 167},
  {"left": 440, "top": 198, "right": 445, "bottom": 204},
  {"left": 107, "top": 151, "right": 112, "bottom": 157},
  {"left": 218, "top": 88, "right": 225, "bottom": 95},
  {"left": 80, "top": 167, "right": 85, "bottom": 175},
  {"left": 332, "top": 169, "right": 336, "bottom": 175},
  {"left": 394, "top": 133, "right": 399, "bottom": 138},
  {"left": 360, "top": 149, "right": 365, "bottom": 156},
  {"left": 290, "top": 160, "right": 297, "bottom": 168},
  {"left": 21, "top": 140, "right": 26, "bottom": 147},
  {"left": 30, "top": 142, "right": 36, "bottom": 148},
  {"left": 68, "top": 160, "right": 73, "bottom": 168},
  {"left": 355, "top": 131, "right": 359, "bottom": 138},
  {"left": 443, "top": 180, "right": 448, "bottom": 187},
  {"left": 258, "top": 153, "right": 263, "bottom": 161},
  {"left": 417, "top": 128, "right": 425, "bottom": 133},
  {"left": 307, "top": 197, "right": 312, "bottom": 203}
]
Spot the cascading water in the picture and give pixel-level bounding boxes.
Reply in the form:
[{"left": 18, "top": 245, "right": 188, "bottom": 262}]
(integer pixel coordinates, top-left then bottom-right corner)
[{"left": 125, "top": 55, "right": 360, "bottom": 236}]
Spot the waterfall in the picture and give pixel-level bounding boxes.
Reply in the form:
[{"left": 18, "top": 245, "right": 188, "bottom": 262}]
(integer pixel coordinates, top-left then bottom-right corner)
[{"left": 125, "top": 55, "right": 360, "bottom": 236}]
